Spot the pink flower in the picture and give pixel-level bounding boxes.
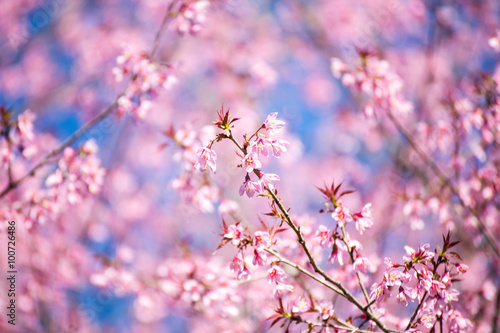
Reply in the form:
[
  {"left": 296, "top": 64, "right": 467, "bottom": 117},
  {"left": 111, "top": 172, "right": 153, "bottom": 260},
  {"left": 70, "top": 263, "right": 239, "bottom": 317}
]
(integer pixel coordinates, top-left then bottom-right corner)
[
  {"left": 316, "top": 225, "right": 332, "bottom": 248},
  {"left": 353, "top": 255, "right": 371, "bottom": 274},
  {"left": 429, "top": 279, "right": 445, "bottom": 297},
  {"left": 270, "top": 138, "right": 290, "bottom": 158},
  {"left": 447, "top": 309, "right": 473, "bottom": 333},
  {"left": 331, "top": 205, "right": 353, "bottom": 227},
  {"left": 370, "top": 282, "right": 386, "bottom": 303},
  {"left": 249, "top": 135, "right": 273, "bottom": 156},
  {"left": 384, "top": 257, "right": 399, "bottom": 268},
  {"left": 291, "top": 297, "right": 310, "bottom": 314},
  {"left": 258, "top": 171, "right": 280, "bottom": 190},
  {"left": 267, "top": 265, "right": 286, "bottom": 284},
  {"left": 316, "top": 300, "right": 334, "bottom": 320},
  {"left": 455, "top": 263, "right": 468, "bottom": 274},
  {"left": 239, "top": 177, "right": 263, "bottom": 198},
  {"left": 273, "top": 282, "right": 294, "bottom": 297},
  {"left": 419, "top": 307, "right": 436, "bottom": 329},
  {"left": 403, "top": 244, "right": 434, "bottom": 263},
  {"left": 384, "top": 268, "right": 402, "bottom": 287},
  {"left": 242, "top": 152, "right": 261, "bottom": 172},
  {"left": 230, "top": 253, "right": 251, "bottom": 280},
  {"left": 442, "top": 271, "right": 452, "bottom": 288},
  {"left": 263, "top": 112, "right": 285, "bottom": 135},
  {"left": 353, "top": 203, "right": 373, "bottom": 234},
  {"left": 194, "top": 146, "right": 217, "bottom": 173},
  {"left": 329, "top": 238, "right": 349, "bottom": 266},
  {"left": 17, "top": 110, "right": 35, "bottom": 141},
  {"left": 401, "top": 269, "right": 412, "bottom": 283},
  {"left": 224, "top": 224, "right": 245, "bottom": 246},
  {"left": 396, "top": 286, "right": 417, "bottom": 307},
  {"left": 253, "top": 231, "right": 271, "bottom": 252},
  {"left": 418, "top": 267, "right": 433, "bottom": 291},
  {"left": 443, "top": 288, "right": 460, "bottom": 304},
  {"left": 252, "top": 249, "right": 267, "bottom": 266},
  {"left": 396, "top": 286, "right": 409, "bottom": 307}
]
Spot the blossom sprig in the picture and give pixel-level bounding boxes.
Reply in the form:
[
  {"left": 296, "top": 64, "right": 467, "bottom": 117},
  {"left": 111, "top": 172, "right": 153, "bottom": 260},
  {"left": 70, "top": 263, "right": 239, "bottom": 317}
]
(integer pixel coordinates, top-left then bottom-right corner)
[
  {"left": 215, "top": 217, "right": 284, "bottom": 270},
  {"left": 205, "top": 112, "right": 396, "bottom": 331},
  {"left": 370, "top": 232, "right": 471, "bottom": 332},
  {"left": 44, "top": 139, "right": 105, "bottom": 205},
  {"left": 198, "top": 107, "right": 288, "bottom": 199},
  {"left": 317, "top": 180, "right": 373, "bottom": 237}
]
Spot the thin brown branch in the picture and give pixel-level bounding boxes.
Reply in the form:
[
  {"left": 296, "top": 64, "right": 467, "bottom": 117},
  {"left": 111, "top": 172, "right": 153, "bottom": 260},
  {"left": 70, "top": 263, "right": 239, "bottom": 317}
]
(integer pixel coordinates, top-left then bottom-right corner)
[
  {"left": 265, "top": 248, "right": 344, "bottom": 296},
  {"left": 149, "top": 2, "right": 176, "bottom": 58}
]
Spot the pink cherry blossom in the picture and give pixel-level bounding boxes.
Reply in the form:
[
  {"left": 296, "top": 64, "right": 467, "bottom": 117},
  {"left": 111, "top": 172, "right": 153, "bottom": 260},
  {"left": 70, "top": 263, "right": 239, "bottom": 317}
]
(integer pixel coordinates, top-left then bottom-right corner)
[
  {"left": 17, "top": 110, "right": 35, "bottom": 141},
  {"left": 291, "top": 297, "right": 310, "bottom": 314},
  {"left": 353, "top": 255, "right": 371, "bottom": 274},
  {"left": 242, "top": 151, "right": 261, "bottom": 172},
  {"left": 249, "top": 134, "right": 273, "bottom": 157},
  {"left": 194, "top": 146, "right": 217, "bottom": 173},
  {"left": 239, "top": 177, "right": 263, "bottom": 198},
  {"left": 224, "top": 224, "right": 245, "bottom": 246},
  {"left": 331, "top": 205, "right": 353, "bottom": 227},
  {"left": 252, "top": 249, "right": 267, "bottom": 267},
  {"left": 353, "top": 203, "right": 374, "bottom": 234},
  {"left": 316, "top": 300, "right": 334, "bottom": 320},
  {"left": 316, "top": 225, "right": 332, "bottom": 248},
  {"left": 258, "top": 171, "right": 280, "bottom": 190},
  {"left": 263, "top": 112, "right": 285, "bottom": 135},
  {"left": 267, "top": 265, "right": 286, "bottom": 284},
  {"left": 269, "top": 138, "right": 290, "bottom": 158},
  {"left": 253, "top": 231, "right": 271, "bottom": 252}
]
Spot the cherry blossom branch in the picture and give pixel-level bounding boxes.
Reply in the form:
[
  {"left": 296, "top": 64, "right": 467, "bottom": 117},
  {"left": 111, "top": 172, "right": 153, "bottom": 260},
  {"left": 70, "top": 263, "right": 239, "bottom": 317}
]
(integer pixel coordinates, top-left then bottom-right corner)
[
  {"left": 386, "top": 111, "right": 500, "bottom": 258},
  {"left": 226, "top": 130, "right": 398, "bottom": 333},
  {"left": 264, "top": 186, "right": 398, "bottom": 332}
]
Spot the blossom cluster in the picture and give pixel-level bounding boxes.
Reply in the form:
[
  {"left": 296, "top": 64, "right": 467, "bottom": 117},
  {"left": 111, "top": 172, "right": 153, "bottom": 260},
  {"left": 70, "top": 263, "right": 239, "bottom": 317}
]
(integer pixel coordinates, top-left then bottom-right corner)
[
  {"left": 371, "top": 234, "right": 471, "bottom": 332},
  {"left": 172, "top": 0, "right": 210, "bottom": 35},
  {"left": 194, "top": 109, "right": 290, "bottom": 199},
  {"left": 45, "top": 140, "right": 105, "bottom": 205},
  {"left": 331, "top": 52, "right": 413, "bottom": 117},
  {"left": 218, "top": 220, "right": 296, "bottom": 298},
  {"left": 112, "top": 50, "right": 177, "bottom": 120}
]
